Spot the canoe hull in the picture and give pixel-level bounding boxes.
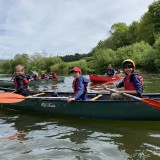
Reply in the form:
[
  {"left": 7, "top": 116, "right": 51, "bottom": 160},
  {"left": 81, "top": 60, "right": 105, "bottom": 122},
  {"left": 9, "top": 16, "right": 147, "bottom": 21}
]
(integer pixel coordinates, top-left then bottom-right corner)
[
  {"left": 1, "top": 94, "right": 160, "bottom": 120},
  {"left": 89, "top": 75, "right": 121, "bottom": 83}
]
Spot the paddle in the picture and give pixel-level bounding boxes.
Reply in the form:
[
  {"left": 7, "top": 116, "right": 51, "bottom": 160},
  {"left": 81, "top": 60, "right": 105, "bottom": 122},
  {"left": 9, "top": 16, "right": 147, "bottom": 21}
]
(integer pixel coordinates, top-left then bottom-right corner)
[
  {"left": 91, "top": 94, "right": 103, "bottom": 101},
  {"left": 0, "top": 87, "right": 15, "bottom": 92},
  {"left": 0, "top": 92, "right": 69, "bottom": 103},
  {"left": 105, "top": 88, "right": 160, "bottom": 109}
]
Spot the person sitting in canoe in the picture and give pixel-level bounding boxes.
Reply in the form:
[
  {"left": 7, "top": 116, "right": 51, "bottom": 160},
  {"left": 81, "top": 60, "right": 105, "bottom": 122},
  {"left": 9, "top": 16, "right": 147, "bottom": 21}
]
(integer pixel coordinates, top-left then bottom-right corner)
[
  {"left": 41, "top": 71, "right": 48, "bottom": 79},
  {"left": 67, "top": 67, "right": 90, "bottom": 102},
  {"left": 52, "top": 72, "right": 58, "bottom": 81},
  {"left": 14, "top": 65, "right": 30, "bottom": 96},
  {"left": 30, "top": 70, "right": 39, "bottom": 81},
  {"left": 103, "top": 59, "right": 143, "bottom": 99},
  {"left": 105, "top": 64, "right": 116, "bottom": 77}
]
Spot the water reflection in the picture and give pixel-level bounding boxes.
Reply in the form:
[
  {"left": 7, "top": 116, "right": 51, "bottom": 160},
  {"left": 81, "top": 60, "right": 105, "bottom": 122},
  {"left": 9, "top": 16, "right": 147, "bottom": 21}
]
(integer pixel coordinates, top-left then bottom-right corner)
[
  {"left": 142, "top": 74, "right": 160, "bottom": 93},
  {"left": 1, "top": 74, "right": 160, "bottom": 159},
  {"left": 0, "top": 110, "right": 160, "bottom": 159}
]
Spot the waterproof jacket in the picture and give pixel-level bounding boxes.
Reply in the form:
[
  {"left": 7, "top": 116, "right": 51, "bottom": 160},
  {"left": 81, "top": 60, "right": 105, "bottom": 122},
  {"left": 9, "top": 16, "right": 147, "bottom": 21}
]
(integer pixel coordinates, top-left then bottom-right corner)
[{"left": 72, "top": 76, "right": 90, "bottom": 100}]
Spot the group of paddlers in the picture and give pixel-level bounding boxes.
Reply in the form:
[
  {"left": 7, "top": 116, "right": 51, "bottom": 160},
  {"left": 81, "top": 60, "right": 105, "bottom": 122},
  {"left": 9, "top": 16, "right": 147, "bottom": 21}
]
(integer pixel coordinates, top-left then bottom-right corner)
[
  {"left": 30, "top": 70, "right": 57, "bottom": 81},
  {"left": 13, "top": 59, "right": 143, "bottom": 102}
]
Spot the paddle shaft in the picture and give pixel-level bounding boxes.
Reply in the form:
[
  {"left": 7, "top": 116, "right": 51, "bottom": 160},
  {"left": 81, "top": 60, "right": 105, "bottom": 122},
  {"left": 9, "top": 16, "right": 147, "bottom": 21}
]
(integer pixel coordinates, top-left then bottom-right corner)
[
  {"left": 91, "top": 94, "right": 102, "bottom": 101},
  {"left": 24, "top": 96, "right": 68, "bottom": 99},
  {"left": 106, "top": 88, "right": 140, "bottom": 100},
  {"left": 0, "top": 87, "right": 15, "bottom": 92},
  {"left": 105, "top": 88, "right": 160, "bottom": 109}
]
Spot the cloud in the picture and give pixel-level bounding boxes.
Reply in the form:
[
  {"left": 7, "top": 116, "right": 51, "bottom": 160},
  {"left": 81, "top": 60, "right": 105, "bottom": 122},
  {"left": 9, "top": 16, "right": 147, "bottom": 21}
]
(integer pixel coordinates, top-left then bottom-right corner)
[{"left": 0, "top": 0, "right": 154, "bottom": 59}]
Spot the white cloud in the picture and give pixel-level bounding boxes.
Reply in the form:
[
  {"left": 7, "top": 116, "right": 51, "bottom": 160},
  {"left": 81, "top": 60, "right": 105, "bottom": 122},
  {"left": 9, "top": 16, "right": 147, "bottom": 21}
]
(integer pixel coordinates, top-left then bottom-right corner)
[{"left": 0, "top": 0, "right": 154, "bottom": 59}]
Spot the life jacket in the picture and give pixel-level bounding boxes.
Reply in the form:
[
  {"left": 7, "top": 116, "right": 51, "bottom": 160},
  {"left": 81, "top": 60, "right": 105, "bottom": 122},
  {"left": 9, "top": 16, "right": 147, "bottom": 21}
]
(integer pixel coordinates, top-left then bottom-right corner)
[
  {"left": 107, "top": 68, "right": 114, "bottom": 76},
  {"left": 73, "top": 77, "right": 89, "bottom": 95},
  {"left": 52, "top": 72, "right": 57, "bottom": 80},
  {"left": 124, "top": 73, "right": 143, "bottom": 90},
  {"left": 41, "top": 74, "right": 46, "bottom": 79},
  {"left": 14, "top": 75, "right": 29, "bottom": 90},
  {"left": 32, "top": 74, "right": 39, "bottom": 80}
]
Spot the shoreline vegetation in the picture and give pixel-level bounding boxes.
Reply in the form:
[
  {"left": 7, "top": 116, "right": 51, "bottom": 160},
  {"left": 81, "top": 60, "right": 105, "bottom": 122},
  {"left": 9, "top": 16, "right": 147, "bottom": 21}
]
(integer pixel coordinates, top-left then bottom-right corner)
[{"left": 0, "top": 0, "right": 160, "bottom": 75}]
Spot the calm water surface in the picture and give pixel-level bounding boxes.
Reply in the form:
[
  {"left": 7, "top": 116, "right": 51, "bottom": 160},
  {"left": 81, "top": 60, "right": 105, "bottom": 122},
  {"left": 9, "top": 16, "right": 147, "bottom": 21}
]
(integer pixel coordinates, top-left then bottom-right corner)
[{"left": 0, "top": 74, "right": 160, "bottom": 160}]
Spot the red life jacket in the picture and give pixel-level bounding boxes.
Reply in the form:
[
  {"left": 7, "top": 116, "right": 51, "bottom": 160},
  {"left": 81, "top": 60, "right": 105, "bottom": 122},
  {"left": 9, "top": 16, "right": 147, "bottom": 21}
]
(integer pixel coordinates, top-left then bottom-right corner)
[
  {"left": 14, "top": 78, "right": 18, "bottom": 90},
  {"left": 32, "top": 75, "right": 39, "bottom": 80},
  {"left": 124, "top": 74, "right": 143, "bottom": 90},
  {"left": 14, "top": 76, "right": 29, "bottom": 90},
  {"left": 41, "top": 74, "right": 46, "bottom": 79},
  {"left": 73, "top": 78, "right": 88, "bottom": 94},
  {"left": 52, "top": 73, "right": 57, "bottom": 80}
]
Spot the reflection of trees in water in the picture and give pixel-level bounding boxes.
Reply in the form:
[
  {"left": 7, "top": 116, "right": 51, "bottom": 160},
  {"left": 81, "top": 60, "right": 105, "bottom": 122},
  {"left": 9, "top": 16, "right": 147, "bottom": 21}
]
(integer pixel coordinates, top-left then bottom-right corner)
[
  {"left": 1, "top": 111, "right": 160, "bottom": 159},
  {"left": 108, "top": 121, "right": 160, "bottom": 160}
]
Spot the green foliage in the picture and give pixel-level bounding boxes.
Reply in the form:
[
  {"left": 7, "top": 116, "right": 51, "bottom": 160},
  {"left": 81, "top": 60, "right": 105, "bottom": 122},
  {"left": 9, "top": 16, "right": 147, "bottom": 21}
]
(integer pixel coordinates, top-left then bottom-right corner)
[
  {"left": 109, "top": 22, "right": 130, "bottom": 49},
  {"left": 128, "top": 21, "right": 139, "bottom": 44},
  {"left": 116, "top": 41, "right": 152, "bottom": 67},
  {"left": 0, "top": 60, "right": 13, "bottom": 74},
  {"left": 152, "top": 37, "right": 160, "bottom": 71},
  {"left": 92, "top": 48, "right": 117, "bottom": 74},
  {"left": 148, "top": 0, "right": 160, "bottom": 33},
  {"left": 59, "top": 52, "right": 93, "bottom": 62},
  {"left": 137, "top": 12, "right": 155, "bottom": 45},
  {"left": 50, "top": 62, "right": 68, "bottom": 75},
  {"left": 12, "top": 53, "right": 30, "bottom": 70}
]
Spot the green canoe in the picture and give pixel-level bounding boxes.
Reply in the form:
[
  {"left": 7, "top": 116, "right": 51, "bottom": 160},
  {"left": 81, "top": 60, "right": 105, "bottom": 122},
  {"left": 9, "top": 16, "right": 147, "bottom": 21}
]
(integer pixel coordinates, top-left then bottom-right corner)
[
  {"left": 0, "top": 90, "right": 160, "bottom": 120},
  {"left": 0, "top": 76, "right": 65, "bottom": 87}
]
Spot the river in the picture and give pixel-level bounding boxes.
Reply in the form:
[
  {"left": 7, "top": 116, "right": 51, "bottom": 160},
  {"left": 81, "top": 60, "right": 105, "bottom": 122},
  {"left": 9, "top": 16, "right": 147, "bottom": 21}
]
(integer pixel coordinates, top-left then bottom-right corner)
[{"left": 0, "top": 74, "right": 160, "bottom": 160}]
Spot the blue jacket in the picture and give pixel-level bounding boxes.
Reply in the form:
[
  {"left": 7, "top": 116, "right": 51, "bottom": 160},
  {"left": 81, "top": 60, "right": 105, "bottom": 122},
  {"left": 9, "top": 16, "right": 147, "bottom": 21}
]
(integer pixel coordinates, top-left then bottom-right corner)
[{"left": 73, "top": 76, "right": 90, "bottom": 100}]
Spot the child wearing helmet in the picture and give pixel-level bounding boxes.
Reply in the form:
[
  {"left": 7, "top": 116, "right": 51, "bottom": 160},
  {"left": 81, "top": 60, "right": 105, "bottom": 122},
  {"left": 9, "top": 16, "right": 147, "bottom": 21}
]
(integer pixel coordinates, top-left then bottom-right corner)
[{"left": 104, "top": 59, "right": 143, "bottom": 100}]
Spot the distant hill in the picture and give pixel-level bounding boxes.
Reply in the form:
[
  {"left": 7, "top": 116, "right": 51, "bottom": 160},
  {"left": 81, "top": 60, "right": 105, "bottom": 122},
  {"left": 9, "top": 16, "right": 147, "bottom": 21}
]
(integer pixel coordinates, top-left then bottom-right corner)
[{"left": 59, "top": 52, "right": 93, "bottom": 62}]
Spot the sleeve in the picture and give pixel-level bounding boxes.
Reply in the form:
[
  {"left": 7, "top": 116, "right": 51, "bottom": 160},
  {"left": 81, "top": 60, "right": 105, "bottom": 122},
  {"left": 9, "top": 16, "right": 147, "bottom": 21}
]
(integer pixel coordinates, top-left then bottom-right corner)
[
  {"left": 132, "top": 75, "right": 143, "bottom": 97},
  {"left": 116, "top": 79, "right": 124, "bottom": 88}
]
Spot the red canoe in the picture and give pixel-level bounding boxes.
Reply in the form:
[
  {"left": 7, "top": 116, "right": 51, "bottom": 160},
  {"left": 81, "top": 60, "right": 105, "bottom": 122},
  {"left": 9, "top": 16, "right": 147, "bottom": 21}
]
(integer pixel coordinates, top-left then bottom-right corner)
[{"left": 89, "top": 74, "right": 121, "bottom": 83}]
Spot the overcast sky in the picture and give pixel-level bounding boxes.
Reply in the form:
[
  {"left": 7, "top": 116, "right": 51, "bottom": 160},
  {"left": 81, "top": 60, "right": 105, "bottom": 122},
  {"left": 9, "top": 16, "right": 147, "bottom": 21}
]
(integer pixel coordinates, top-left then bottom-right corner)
[{"left": 0, "top": 0, "right": 155, "bottom": 59}]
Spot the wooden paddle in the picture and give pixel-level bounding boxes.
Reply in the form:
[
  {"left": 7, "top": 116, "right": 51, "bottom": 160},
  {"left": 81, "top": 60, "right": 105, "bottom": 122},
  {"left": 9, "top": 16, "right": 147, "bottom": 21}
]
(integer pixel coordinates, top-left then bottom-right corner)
[
  {"left": 91, "top": 94, "right": 103, "bottom": 101},
  {"left": 0, "top": 92, "right": 69, "bottom": 103},
  {"left": 105, "top": 88, "right": 160, "bottom": 109}
]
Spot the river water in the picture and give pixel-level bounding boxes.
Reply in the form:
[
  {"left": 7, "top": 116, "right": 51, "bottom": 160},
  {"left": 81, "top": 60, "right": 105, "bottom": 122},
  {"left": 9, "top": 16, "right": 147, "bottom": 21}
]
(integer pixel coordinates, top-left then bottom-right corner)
[{"left": 0, "top": 74, "right": 160, "bottom": 160}]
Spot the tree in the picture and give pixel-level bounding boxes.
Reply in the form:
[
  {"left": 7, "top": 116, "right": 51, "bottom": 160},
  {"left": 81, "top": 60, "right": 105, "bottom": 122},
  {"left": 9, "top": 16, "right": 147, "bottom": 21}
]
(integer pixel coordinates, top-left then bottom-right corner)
[
  {"left": 13, "top": 53, "right": 30, "bottom": 71},
  {"left": 148, "top": 0, "right": 160, "bottom": 33},
  {"left": 109, "top": 22, "right": 130, "bottom": 49},
  {"left": 137, "top": 12, "right": 155, "bottom": 45},
  {"left": 128, "top": 21, "right": 139, "bottom": 44}
]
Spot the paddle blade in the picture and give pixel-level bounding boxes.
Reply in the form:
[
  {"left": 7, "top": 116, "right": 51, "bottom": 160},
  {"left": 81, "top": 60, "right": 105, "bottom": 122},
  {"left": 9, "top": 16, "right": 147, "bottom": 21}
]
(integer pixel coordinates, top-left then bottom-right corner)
[
  {"left": 141, "top": 98, "right": 160, "bottom": 109},
  {"left": 0, "top": 93, "right": 26, "bottom": 103}
]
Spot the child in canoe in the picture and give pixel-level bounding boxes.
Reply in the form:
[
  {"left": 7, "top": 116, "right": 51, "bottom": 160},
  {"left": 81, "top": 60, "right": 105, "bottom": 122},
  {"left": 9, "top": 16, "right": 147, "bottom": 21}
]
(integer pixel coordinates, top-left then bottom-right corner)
[
  {"left": 14, "top": 65, "right": 30, "bottom": 96},
  {"left": 105, "top": 64, "right": 116, "bottom": 77},
  {"left": 103, "top": 59, "right": 143, "bottom": 100},
  {"left": 67, "top": 67, "right": 90, "bottom": 102}
]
